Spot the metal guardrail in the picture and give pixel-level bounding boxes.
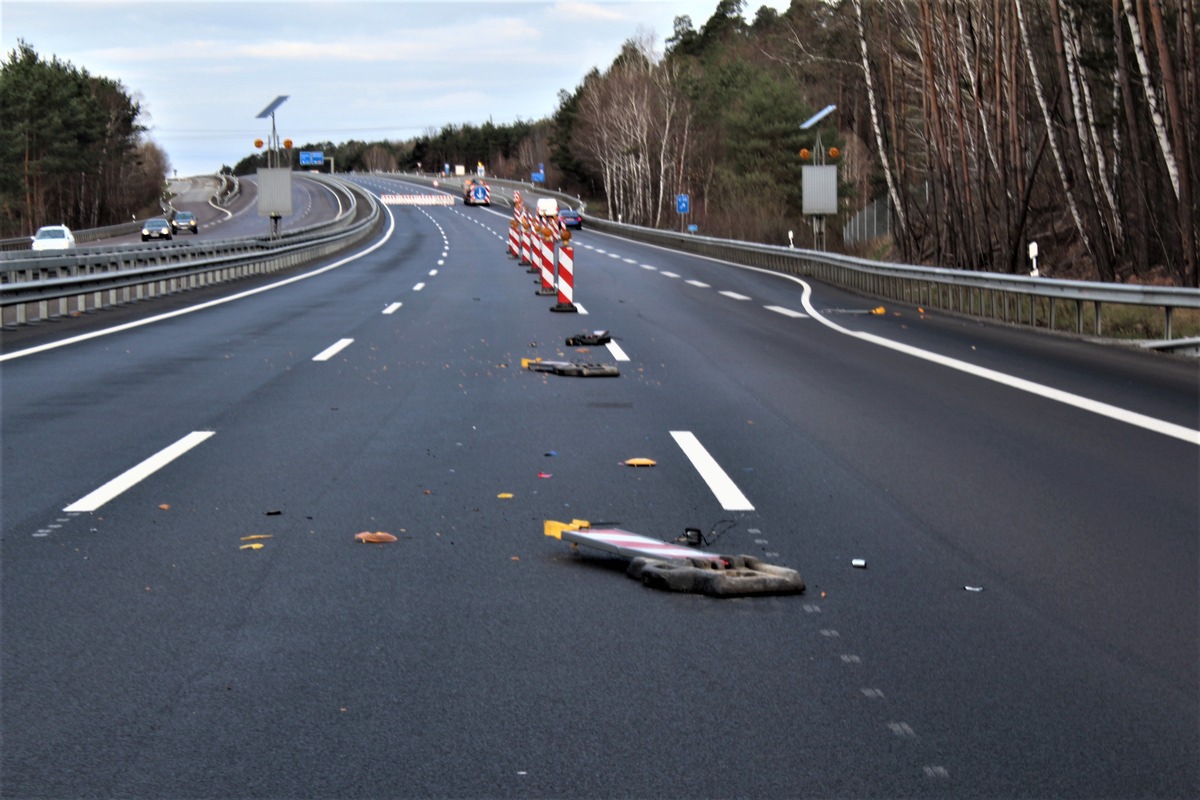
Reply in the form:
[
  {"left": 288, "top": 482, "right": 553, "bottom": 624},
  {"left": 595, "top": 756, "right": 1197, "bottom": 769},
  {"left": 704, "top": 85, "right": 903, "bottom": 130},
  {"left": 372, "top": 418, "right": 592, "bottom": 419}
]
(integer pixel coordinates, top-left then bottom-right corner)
[
  {"left": 576, "top": 219, "right": 1200, "bottom": 341},
  {"left": 383, "top": 171, "right": 1198, "bottom": 341},
  {"left": 0, "top": 175, "right": 379, "bottom": 327},
  {"left": 418, "top": 174, "right": 1200, "bottom": 342}
]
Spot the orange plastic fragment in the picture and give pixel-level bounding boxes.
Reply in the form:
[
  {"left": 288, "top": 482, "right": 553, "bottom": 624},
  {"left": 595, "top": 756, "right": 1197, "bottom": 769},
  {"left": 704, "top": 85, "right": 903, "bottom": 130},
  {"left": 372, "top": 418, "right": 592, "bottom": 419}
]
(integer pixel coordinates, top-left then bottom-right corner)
[
  {"left": 355, "top": 531, "right": 398, "bottom": 543},
  {"left": 158, "top": 504, "right": 171, "bottom": 510}
]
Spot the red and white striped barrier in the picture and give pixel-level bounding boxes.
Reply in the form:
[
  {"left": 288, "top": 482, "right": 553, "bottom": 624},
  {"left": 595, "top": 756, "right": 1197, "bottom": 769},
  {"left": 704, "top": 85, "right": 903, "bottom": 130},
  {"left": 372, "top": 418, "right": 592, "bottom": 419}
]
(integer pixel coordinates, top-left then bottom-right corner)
[
  {"left": 521, "top": 220, "right": 534, "bottom": 269},
  {"left": 551, "top": 243, "right": 577, "bottom": 312},
  {"left": 380, "top": 194, "right": 453, "bottom": 205},
  {"left": 508, "top": 220, "right": 520, "bottom": 258},
  {"left": 537, "top": 230, "right": 556, "bottom": 295}
]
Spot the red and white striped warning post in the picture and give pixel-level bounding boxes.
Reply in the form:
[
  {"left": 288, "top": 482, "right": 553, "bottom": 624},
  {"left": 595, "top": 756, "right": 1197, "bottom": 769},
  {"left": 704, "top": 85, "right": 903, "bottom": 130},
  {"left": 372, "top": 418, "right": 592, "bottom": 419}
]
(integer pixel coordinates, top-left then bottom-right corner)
[
  {"left": 521, "top": 217, "right": 535, "bottom": 270},
  {"left": 508, "top": 219, "right": 520, "bottom": 259},
  {"left": 551, "top": 231, "right": 577, "bottom": 312},
  {"left": 537, "top": 227, "right": 556, "bottom": 295}
]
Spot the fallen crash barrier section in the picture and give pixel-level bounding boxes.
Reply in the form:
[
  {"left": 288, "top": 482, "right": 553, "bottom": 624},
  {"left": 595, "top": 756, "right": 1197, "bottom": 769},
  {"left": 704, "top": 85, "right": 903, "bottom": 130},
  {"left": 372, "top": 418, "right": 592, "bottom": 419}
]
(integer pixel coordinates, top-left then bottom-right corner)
[
  {"left": 521, "top": 358, "right": 619, "bottom": 377},
  {"left": 544, "top": 520, "right": 804, "bottom": 597},
  {"left": 565, "top": 330, "right": 611, "bottom": 346}
]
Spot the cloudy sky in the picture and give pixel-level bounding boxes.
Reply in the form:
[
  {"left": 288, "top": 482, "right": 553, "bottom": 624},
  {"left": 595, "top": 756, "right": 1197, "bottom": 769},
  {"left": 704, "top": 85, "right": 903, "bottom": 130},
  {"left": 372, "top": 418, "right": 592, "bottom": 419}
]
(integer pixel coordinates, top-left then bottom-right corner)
[{"left": 4, "top": 0, "right": 788, "bottom": 177}]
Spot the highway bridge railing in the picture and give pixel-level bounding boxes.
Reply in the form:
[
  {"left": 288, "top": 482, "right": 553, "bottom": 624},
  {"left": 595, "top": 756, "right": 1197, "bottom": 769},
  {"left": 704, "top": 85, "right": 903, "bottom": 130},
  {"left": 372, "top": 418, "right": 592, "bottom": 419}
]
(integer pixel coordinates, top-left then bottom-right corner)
[
  {"left": 0, "top": 175, "right": 379, "bottom": 328},
  {"left": 384, "top": 172, "right": 1199, "bottom": 348}
]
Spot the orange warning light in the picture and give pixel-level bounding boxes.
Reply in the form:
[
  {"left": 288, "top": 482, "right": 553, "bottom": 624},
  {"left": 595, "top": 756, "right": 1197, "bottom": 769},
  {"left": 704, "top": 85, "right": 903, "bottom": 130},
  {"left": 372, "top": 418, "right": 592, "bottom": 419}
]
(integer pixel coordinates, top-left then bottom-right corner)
[
  {"left": 829, "top": 147, "right": 841, "bottom": 159},
  {"left": 283, "top": 138, "right": 293, "bottom": 149},
  {"left": 799, "top": 148, "right": 811, "bottom": 160},
  {"left": 254, "top": 139, "right": 264, "bottom": 148}
]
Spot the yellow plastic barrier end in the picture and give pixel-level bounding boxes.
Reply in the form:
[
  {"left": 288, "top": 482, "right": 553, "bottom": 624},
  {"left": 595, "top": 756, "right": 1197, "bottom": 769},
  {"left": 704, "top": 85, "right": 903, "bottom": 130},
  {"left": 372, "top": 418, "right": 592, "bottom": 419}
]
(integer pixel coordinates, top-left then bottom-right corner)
[{"left": 544, "top": 519, "right": 590, "bottom": 539}]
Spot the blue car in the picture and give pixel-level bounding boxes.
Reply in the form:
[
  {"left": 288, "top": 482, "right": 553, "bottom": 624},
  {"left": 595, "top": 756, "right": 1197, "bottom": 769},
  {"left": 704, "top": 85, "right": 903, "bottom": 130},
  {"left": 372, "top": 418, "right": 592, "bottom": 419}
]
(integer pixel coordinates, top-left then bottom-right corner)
[{"left": 558, "top": 208, "right": 583, "bottom": 230}]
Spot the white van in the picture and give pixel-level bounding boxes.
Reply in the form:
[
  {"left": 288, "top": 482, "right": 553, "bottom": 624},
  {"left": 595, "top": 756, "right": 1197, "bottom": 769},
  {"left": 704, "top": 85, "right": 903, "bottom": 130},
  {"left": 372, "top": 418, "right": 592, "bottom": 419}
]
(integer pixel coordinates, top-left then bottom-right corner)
[{"left": 536, "top": 198, "right": 559, "bottom": 218}]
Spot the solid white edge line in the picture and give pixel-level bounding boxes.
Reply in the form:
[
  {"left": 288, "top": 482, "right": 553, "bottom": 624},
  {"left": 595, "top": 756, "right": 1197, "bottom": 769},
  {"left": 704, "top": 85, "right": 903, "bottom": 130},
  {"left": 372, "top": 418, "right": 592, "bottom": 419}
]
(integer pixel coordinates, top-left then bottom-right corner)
[
  {"left": 795, "top": 284, "right": 1200, "bottom": 446},
  {"left": 64, "top": 431, "right": 215, "bottom": 513},
  {"left": 582, "top": 228, "right": 1198, "bottom": 446},
  {"left": 607, "top": 341, "right": 630, "bottom": 361},
  {"left": 2, "top": 196, "right": 398, "bottom": 362},
  {"left": 670, "top": 430, "right": 755, "bottom": 511},
  {"left": 313, "top": 338, "right": 354, "bottom": 361}
]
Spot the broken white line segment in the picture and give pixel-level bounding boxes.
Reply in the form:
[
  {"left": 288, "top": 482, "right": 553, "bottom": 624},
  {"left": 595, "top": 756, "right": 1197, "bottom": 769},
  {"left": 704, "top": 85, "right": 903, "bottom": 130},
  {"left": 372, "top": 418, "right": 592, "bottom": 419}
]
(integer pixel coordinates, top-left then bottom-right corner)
[
  {"left": 607, "top": 341, "right": 630, "bottom": 361},
  {"left": 670, "top": 431, "right": 754, "bottom": 511},
  {"left": 383, "top": 302, "right": 403, "bottom": 315},
  {"left": 686, "top": 280, "right": 711, "bottom": 288},
  {"left": 720, "top": 291, "right": 752, "bottom": 301},
  {"left": 313, "top": 338, "right": 354, "bottom": 361},
  {"left": 64, "top": 431, "right": 215, "bottom": 513},
  {"left": 765, "top": 305, "right": 808, "bottom": 318}
]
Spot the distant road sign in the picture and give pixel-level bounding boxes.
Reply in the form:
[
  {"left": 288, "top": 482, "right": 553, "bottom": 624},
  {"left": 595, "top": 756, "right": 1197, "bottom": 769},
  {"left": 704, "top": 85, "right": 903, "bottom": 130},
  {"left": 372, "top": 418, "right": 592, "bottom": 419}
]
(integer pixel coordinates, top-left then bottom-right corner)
[
  {"left": 299, "top": 151, "right": 324, "bottom": 166},
  {"left": 676, "top": 194, "right": 690, "bottom": 214}
]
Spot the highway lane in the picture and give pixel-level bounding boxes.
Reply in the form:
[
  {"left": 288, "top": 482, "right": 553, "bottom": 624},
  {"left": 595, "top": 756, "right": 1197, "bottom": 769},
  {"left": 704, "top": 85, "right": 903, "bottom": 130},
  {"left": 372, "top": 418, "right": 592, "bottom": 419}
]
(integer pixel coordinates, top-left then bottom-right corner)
[
  {"left": 2, "top": 178, "right": 1197, "bottom": 799},
  {"left": 86, "top": 172, "right": 344, "bottom": 247}
]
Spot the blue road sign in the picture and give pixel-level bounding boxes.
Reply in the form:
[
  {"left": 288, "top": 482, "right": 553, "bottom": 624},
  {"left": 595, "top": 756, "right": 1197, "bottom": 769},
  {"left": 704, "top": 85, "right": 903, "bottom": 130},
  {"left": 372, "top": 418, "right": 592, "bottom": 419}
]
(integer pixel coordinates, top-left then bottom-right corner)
[
  {"left": 676, "top": 194, "right": 690, "bottom": 214},
  {"left": 299, "top": 151, "right": 324, "bottom": 166}
]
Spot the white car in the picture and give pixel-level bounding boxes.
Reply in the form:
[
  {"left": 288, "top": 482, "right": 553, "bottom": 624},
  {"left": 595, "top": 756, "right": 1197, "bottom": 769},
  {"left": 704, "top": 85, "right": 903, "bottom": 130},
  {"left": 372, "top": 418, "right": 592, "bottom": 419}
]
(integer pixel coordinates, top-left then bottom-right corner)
[
  {"left": 31, "top": 225, "right": 76, "bottom": 251},
  {"left": 536, "top": 198, "right": 559, "bottom": 218}
]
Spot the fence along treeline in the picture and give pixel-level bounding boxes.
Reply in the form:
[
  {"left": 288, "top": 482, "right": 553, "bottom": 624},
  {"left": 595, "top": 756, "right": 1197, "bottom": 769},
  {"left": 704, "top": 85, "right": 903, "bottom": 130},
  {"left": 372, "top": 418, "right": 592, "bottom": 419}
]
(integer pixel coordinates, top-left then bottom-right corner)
[
  {"left": 545, "top": 0, "right": 1196, "bottom": 286},
  {"left": 848, "top": 0, "right": 1197, "bottom": 285},
  {"left": 0, "top": 41, "right": 169, "bottom": 238}
]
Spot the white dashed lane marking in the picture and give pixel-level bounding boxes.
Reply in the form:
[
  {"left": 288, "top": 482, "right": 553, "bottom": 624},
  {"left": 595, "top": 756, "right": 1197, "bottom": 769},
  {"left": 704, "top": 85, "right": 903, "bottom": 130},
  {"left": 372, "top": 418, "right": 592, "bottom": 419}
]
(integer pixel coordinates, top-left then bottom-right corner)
[
  {"left": 313, "top": 339, "right": 354, "bottom": 361},
  {"left": 64, "top": 431, "right": 215, "bottom": 513},
  {"left": 669, "top": 431, "right": 754, "bottom": 511}
]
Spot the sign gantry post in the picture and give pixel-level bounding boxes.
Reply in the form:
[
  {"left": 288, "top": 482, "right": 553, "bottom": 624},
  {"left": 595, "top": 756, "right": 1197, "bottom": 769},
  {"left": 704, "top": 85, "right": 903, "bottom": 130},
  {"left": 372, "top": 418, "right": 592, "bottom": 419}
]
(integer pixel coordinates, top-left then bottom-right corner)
[
  {"left": 255, "top": 96, "right": 291, "bottom": 238},
  {"left": 800, "top": 104, "right": 838, "bottom": 252}
]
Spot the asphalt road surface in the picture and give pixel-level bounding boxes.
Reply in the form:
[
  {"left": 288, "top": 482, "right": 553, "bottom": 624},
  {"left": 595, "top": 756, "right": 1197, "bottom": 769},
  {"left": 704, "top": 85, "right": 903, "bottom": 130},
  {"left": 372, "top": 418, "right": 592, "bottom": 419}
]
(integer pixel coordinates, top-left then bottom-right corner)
[{"left": 3, "top": 175, "right": 1197, "bottom": 799}]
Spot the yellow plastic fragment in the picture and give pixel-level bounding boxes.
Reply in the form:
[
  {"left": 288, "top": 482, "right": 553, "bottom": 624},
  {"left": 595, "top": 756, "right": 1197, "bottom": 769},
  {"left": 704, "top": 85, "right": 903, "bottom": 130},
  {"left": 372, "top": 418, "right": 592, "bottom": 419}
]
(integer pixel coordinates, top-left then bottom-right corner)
[
  {"left": 623, "top": 458, "right": 657, "bottom": 467},
  {"left": 497, "top": 492, "right": 514, "bottom": 499},
  {"left": 240, "top": 534, "right": 273, "bottom": 541},
  {"left": 543, "top": 519, "right": 591, "bottom": 540},
  {"left": 871, "top": 306, "right": 886, "bottom": 315},
  {"left": 520, "top": 357, "right": 543, "bottom": 369},
  {"left": 239, "top": 543, "right": 264, "bottom": 551}
]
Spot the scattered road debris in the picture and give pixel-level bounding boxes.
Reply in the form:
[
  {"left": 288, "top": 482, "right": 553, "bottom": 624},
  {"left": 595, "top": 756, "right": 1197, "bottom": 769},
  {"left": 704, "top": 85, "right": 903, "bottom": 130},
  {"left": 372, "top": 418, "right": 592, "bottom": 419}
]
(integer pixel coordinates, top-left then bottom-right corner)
[
  {"left": 355, "top": 531, "right": 398, "bottom": 543},
  {"left": 544, "top": 519, "right": 804, "bottom": 597},
  {"left": 565, "top": 330, "right": 612, "bottom": 346},
  {"left": 521, "top": 358, "right": 619, "bottom": 377},
  {"left": 852, "top": 559, "right": 867, "bottom": 568},
  {"left": 623, "top": 458, "right": 656, "bottom": 467}
]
